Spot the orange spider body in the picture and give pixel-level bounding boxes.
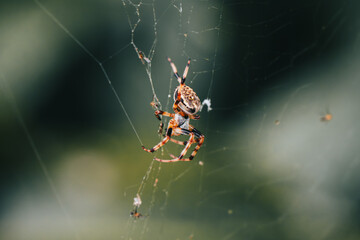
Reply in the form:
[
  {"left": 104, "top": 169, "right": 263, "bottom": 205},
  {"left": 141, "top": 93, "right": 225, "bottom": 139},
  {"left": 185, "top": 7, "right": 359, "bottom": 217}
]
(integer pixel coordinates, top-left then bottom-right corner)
[
  {"left": 142, "top": 58, "right": 204, "bottom": 162},
  {"left": 130, "top": 209, "right": 143, "bottom": 219}
]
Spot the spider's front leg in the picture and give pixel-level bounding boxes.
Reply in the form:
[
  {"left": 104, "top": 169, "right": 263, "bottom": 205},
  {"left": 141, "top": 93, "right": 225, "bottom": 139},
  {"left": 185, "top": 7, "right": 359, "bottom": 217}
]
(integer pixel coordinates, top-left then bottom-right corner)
[
  {"left": 154, "top": 110, "right": 174, "bottom": 120},
  {"left": 154, "top": 110, "right": 175, "bottom": 135}
]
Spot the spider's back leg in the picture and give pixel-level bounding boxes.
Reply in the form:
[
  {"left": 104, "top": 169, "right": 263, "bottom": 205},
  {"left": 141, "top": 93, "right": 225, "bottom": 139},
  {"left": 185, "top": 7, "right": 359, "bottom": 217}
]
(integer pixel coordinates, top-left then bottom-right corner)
[{"left": 142, "top": 124, "right": 174, "bottom": 153}]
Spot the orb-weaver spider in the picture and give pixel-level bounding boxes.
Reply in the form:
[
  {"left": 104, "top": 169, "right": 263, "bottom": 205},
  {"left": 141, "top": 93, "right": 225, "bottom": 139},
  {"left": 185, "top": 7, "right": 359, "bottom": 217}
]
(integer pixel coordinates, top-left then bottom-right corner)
[{"left": 142, "top": 58, "right": 204, "bottom": 162}]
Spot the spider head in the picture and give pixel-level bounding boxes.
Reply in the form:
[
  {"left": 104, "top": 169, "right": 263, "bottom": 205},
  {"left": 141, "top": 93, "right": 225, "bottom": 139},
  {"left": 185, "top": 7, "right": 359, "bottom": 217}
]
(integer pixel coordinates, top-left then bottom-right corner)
[{"left": 174, "top": 85, "right": 201, "bottom": 115}]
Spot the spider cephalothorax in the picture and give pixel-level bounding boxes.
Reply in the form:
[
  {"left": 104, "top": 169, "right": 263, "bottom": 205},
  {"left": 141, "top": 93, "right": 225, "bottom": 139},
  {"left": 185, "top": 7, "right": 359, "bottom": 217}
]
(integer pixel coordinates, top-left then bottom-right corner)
[{"left": 142, "top": 58, "right": 204, "bottom": 163}]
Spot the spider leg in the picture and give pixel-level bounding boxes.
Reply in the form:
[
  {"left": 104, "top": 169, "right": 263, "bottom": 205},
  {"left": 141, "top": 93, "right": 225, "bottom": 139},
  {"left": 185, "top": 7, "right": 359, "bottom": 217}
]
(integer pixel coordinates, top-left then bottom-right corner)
[
  {"left": 153, "top": 110, "right": 175, "bottom": 135},
  {"left": 153, "top": 157, "right": 192, "bottom": 163},
  {"left": 167, "top": 131, "right": 200, "bottom": 145},
  {"left": 158, "top": 122, "right": 164, "bottom": 135},
  {"left": 142, "top": 127, "right": 173, "bottom": 153},
  {"left": 187, "top": 133, "right": 204, "bottom": 160},
  {"left": 170, "top": 135, "right": 204, "bottom": 161},
  {"left": 172, "top": 126, "right": 204, "bottom": 161},
  {"left": 177, "top": 132, "right": 195, "bottom": 159},
  {"left": 169, "top": 138, "right": 187, "bottom": 145},
  {"left": 154, "top": 128, "right": 196, "bottom": 162},
  {"left": 154, "top": 110, "right": 174, "bottom": 120},
  {"left": 182, "top": 59, "right": 191, "bottom": 83},
  {"left": 167, "top": 57, "right": 182, "bottom": 84}
]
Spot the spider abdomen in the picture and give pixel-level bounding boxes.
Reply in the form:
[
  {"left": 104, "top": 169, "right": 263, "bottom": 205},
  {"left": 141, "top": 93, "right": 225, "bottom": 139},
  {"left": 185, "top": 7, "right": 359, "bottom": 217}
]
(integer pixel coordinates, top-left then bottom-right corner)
[{"left": 174, "top": 85, "right": 201, "bottom": 115}]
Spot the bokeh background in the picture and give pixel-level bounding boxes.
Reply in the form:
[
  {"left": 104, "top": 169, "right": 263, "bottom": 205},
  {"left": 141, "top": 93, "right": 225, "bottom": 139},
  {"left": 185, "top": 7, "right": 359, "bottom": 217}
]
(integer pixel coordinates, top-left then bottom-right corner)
[{"left": 1, "top": 0, "right": 360, "bottom": 239}]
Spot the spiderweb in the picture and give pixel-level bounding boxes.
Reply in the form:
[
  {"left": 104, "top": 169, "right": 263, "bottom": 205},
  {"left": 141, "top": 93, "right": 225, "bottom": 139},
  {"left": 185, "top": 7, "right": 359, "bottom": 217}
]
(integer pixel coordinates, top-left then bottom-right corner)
[{"left": 1, "top": 0, "right": 360, "bottom": 240}]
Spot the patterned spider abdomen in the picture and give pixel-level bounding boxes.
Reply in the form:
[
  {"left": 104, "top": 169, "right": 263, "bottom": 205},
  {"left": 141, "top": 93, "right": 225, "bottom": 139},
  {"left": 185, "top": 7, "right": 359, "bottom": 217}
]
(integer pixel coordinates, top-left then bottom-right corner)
[{"left": 174, "top": 85, "right": 201, "bottom": 115}]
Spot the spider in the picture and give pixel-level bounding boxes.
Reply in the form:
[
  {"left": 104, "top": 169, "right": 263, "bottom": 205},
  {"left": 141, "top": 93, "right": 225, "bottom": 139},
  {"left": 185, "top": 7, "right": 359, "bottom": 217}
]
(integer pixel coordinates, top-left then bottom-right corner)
[
  {"left": 142, "top": 58, "right": 204, "bottom": 163},
  {"left": 130, "top": 208, "right": 143, "bottom": 219}
]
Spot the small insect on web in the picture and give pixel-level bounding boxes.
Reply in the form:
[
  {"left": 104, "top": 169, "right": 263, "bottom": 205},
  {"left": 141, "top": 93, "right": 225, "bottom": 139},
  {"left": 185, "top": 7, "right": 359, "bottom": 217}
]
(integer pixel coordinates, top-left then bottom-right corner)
[
  {"left": 130, "top": 194, "right": 144, "bottom": 219},
  {"left": 136, "top": 48, "right": 151, "bottom": 65},
  {"left": 142, "top": 58, "right": 205, "bottom": 163}
]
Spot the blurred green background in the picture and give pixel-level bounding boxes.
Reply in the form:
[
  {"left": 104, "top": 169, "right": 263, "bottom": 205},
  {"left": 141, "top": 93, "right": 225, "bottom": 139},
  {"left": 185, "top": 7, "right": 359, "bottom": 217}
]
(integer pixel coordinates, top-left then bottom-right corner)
[{"left": 1, "top": 0, "right": 360, "bottom": 239}]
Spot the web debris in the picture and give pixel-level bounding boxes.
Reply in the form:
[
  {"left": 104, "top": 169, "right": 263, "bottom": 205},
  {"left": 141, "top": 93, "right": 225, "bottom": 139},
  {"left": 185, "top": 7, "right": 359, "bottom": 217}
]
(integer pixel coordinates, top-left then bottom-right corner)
[
  {"left": 133, "top": 193, "right": 142, "bottom": 207},
  {"left": 130, "top": 194, "right": 144, "bottom": 219},
  {"left": 201, "top": 98, "right": 213, "bottom": 112}
]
